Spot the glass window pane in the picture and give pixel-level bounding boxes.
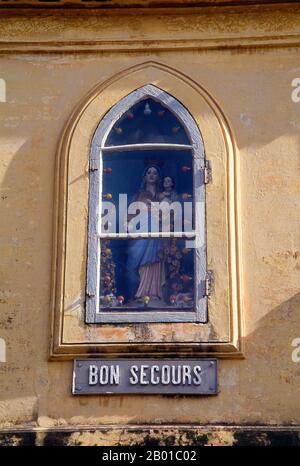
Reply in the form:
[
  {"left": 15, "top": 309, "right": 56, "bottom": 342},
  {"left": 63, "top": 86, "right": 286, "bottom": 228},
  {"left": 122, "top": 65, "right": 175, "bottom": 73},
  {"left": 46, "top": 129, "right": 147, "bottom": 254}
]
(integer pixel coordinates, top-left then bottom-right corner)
[
  {"left": 105, "top": 98, "right": 191, "bottom": 146},
  {"left": 100, "top": 238, "right": 195, "bottom": 310},
  {"left": 101, "top": 150, "right": 194, "bottom": 234}
]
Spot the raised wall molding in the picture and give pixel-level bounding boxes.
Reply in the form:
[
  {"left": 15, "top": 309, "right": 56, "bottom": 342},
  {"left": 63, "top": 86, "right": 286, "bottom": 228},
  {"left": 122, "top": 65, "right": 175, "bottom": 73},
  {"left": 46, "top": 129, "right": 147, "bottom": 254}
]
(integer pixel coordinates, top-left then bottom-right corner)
[
  {"left": 1, "top": 35, "right": 300, "bottom": 54},
  {"left": 0, "top": 0, "right": 297, "bottom": 8},
  {"left": 0, "top": 4, "right": 300, "bottom": 53}
]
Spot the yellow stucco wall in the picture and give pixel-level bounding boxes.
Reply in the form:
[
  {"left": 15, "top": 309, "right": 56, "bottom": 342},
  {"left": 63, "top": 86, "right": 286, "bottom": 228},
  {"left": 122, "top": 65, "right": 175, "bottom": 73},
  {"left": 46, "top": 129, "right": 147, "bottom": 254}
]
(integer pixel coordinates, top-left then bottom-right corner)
[{"left": 0, "top": 4, "right": 300, "bottom": 434}]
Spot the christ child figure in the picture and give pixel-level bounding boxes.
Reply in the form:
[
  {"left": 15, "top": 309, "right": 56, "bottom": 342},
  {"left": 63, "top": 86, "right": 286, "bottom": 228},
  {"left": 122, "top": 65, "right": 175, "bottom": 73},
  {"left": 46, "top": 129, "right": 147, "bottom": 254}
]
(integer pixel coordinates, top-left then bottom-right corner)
[
  {"left": 159, "top": 176, "right": 179, "bottom": 203},
  {"left": 159, "top": 176, "right": 179, "bottom": 232}
]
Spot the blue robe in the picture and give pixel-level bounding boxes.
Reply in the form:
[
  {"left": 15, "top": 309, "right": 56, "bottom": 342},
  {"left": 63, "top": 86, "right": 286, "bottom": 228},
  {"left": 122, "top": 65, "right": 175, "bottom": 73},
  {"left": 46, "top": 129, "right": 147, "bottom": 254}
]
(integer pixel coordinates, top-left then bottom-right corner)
[{"left": 126, "top": 189, "right": 161, "bottom": 299}]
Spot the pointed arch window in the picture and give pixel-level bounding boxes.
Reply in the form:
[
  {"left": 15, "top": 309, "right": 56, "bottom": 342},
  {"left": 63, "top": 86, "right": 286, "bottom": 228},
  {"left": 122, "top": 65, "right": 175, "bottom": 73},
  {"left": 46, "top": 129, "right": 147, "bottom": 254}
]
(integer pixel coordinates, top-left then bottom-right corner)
[{"left": 86, "top": 85, "right": 208, "bottom": 323}]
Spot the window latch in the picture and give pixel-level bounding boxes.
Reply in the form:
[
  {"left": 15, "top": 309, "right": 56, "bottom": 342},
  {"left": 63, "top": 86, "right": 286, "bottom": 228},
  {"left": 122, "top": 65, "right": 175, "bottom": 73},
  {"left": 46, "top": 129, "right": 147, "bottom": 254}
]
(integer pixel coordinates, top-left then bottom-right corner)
[
  {"left": 89, "top": 159, "right": 99, "bottom": 171},
  {"left": 205, "top": 270, "right": 214, "bottom": 297}
]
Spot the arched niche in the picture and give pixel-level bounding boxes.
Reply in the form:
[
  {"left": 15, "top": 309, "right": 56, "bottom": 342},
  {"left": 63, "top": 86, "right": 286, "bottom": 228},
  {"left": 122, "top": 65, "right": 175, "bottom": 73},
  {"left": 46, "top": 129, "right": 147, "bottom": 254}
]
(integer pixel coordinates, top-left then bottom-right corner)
[{"left": 50, "top": 62, "right": 243, "bottom": 359}]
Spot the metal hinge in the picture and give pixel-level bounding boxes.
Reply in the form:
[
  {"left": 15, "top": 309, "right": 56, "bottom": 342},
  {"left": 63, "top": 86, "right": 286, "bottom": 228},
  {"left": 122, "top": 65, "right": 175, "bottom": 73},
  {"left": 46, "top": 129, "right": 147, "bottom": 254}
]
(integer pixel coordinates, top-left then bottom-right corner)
[
  {"left": 205, "top": 270, "right": 214, "bottom": 297},
  {"left": 89, "top": 159, "right": 99, "bottom": 172},
  {"left": 204, "top": 160, "right": 212, "bottom": 184}
]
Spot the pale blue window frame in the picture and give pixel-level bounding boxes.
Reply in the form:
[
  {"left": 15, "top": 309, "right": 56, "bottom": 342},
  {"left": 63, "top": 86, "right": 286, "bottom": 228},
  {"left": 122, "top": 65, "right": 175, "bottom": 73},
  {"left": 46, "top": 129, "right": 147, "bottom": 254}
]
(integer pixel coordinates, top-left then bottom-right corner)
[{"left": 85, "top": 85, "right": 208, "bottom": 324}]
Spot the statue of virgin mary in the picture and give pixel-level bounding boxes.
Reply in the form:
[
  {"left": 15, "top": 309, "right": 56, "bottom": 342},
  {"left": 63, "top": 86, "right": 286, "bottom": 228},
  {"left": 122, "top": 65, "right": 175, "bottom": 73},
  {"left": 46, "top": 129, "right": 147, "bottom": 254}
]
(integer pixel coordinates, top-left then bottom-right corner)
[{"left": 126, "top": 165, "right": 163, "bottom": 306}]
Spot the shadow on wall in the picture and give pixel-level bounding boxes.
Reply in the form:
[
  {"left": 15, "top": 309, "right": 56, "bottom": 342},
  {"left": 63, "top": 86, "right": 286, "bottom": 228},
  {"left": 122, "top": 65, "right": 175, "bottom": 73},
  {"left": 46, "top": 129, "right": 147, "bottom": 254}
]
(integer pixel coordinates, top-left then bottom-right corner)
[
  {"left": 0, "top": 129, "right": 61, "bottom": 423},
  {"left": 236, "top": 291, "right": 300, "bottom": 423},
  {"left": 244, "top": 292, "right": 300, "bottom": 359}
]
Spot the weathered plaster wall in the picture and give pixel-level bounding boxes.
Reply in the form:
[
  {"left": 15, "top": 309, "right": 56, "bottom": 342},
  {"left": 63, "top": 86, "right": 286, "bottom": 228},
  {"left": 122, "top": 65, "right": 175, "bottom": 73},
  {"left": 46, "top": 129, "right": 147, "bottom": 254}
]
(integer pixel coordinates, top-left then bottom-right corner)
[
  {"left": 1, "top": 426, "right": 300, "bottom": 446},
  {"left": 0, "top": 5, "right": 300, "bottom": 437}
]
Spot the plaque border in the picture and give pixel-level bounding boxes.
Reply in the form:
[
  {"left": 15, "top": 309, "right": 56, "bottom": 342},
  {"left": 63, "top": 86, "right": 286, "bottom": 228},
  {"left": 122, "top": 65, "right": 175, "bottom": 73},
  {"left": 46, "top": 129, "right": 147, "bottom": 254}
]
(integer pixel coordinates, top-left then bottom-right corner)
[{"left": 72, "top": 358, "right": 219, "bottom": 396}]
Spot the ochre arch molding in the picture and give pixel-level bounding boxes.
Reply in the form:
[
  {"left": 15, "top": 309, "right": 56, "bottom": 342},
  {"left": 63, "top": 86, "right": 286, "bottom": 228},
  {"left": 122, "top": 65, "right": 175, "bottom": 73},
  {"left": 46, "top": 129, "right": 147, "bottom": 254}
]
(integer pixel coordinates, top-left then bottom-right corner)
[{"left": 50, "top": 61, "right": 243, "bottom": 359}]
